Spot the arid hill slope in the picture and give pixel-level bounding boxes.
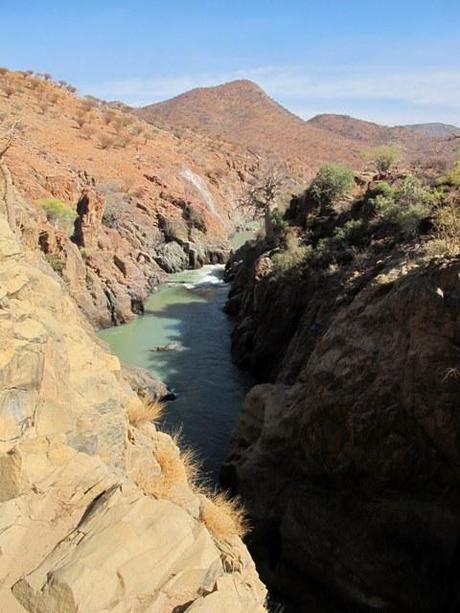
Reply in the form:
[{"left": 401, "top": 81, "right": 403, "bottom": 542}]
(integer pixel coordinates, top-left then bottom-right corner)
[
  {"left": 0, "top": 167, "right": 267, "bottom": 612},
  {"left": 139, "top": 80, "right": 456, "bottom": 172},
  {"left": 0, "top": 69, "right": 260, "bottom": 326}
]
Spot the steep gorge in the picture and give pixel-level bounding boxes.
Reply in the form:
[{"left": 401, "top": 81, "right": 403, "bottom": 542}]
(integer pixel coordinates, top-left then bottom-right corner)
[
  {"left": 0, "top": 165, "right": 267, "bottom": 611},
  {"left": 0, "top": 69, "right": 262, "bottom": 329},
  {"left": 222, "top": 176, "right": 460, "bottom": 611}
]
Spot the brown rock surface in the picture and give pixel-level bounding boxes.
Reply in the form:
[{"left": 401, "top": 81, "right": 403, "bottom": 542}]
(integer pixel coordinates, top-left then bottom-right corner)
[{"left": 223, "top": 217, "right": 460, "bottom": 610}]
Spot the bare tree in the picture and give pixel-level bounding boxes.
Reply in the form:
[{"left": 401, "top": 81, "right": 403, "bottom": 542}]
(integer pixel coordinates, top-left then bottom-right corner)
[
  {"left": 0, "top": 120, "right": 17, "bottom": 159},
  {"left": 0, "top": 121, "right": 19, "bottom": 232},
  {"left": 238, "top": 161, "right": 290, "bottom": 220}
]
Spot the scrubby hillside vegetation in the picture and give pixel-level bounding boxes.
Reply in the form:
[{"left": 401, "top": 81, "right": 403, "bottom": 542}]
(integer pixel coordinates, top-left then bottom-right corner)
[
  {"left": 139, "top": 80, "right": 458, "bottom": 176},
  {"left": 223, "top": 152, "right": 460, "bottom": 611},
  {"left": 0, "top": 68, "right": 263, "bottom": 327}
]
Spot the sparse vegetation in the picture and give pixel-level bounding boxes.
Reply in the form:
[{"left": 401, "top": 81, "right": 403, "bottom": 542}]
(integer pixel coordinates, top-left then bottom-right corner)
[
  {"left": 271, "top": 240, "right": 311, "bottom": 277},
  {"left": 74, "top": 112, "right": 87, "bottom": 128},
  {"left": 97, "top": 133, "right": 115, "bottom": 149},
  {"left": 365, "top": 144, "right": 401, "bottom": 174},
  {"left": 45, "top": 253, "right": 65, "bottom": 273},
  {"left": 79, "top": 246, "right": 92, "bottom": 259},
  {"left": 439, "top": 159, "right": 460, "bottom": 188},
  {"left": 3, "top": 85, "right": 16, "bottom": 98},
  {"left": 429, "top": 200, "right": 460, "bottom": 255},
  {"left": 238, "top": 162, "right": 290, "bottom": 220},
  {"left": 308, "top": 163, "right": 355, "bottom": 209},
  {"left": 200, "top": 491, "right": 248, "bottom": 540},
  {"left": 183, "top": 203, "right": 206, "bottom": 230},
  {"left": 37, "top": 198, "right": 77, "bottom": 233},
  {"left": 371, "top": 175, "right": 434, "bottom": 237},
  {"left": 128, "top": 398, "right": 164, "bottom": 425},
  {"left": 80, "top": 124, "right": 94, "bottom": 140}
]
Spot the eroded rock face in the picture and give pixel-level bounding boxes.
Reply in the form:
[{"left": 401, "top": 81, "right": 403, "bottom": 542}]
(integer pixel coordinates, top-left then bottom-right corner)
[
  {"left": 72, "top": 187, "right": 105, "bottom": 249},
  {"left": 0, "top": 192, "right": 266, "bottom": 611},
  {"left": 224, "top": 252, "right": 460, "bottom": 612}
]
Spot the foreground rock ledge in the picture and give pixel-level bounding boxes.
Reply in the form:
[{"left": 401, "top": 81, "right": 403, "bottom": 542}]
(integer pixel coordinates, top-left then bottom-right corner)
[{"left": 0, "top": 190, "right": 266, "bottom": 611}]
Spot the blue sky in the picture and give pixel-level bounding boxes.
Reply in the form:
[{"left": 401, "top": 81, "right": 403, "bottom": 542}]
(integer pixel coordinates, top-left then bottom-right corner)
[{"left": 1, "top": 1, "right": 459, "bottom": 126}]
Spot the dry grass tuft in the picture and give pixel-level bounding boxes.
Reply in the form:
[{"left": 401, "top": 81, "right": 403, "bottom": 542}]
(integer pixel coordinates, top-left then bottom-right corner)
[
  {"left": 200, "top": 491, "right": 249, "bottom": 541},
  {"left": 128, "top": 398, "right": 164, "bottom": 425},
  {"left": 97, "top": 133, "right": 115, "bottom": 150}
]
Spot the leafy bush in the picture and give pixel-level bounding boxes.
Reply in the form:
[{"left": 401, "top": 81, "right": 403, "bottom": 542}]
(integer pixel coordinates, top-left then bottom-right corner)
[
  {"left": 271, "top": 243, "right": 311, "bottom": 277},
  {"left": 429, "top": 201, "right": 460, "bottom": 255},
  {"left": 37, "top": 198, "right": 77, "bottom": 234},
  {"left": 269, "top": 208, "right": 288, "bottom": 235},
  {"left": 365, "top": 144, "right": 401, "bottom": 174},
  {"left": 439, "top": 160, "right": 460, "bottom": 189},
  {"left": 370, "top": 181, "right": 394, "bottom": 198},
  {"left": 308, "top": 164, "right": 355, "bottom": 208},
  {"left": 333, "top": 219, "right": 367, "bottom": 246},
  {"left": 372, "top": 176, "right": 433, "bottom": 237}
]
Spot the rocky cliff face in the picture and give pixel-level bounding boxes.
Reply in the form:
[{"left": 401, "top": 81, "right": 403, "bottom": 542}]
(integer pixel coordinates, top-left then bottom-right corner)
[
  {"left": 0, "top": 69, "right": 261, "bottom": 328},
  {"left": 0, "top": 177, "right": 266, "bottom": 611},
  {"left": 223, "top": 181, "right": 460, "bottom": 611}
]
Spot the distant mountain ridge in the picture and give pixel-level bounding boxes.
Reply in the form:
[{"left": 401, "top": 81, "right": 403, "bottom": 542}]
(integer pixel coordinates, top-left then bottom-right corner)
[
  {"left": 399, "top": 122, "right": 460, "bottom": 138},
  {"left": 138, "top": 81, "right": 457, "bottom": 172}
]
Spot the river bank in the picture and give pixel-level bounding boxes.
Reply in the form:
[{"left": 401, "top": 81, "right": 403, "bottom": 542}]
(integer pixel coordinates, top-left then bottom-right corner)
[{"left": 99, "top": 264, "right": 253, "bottom": 482}]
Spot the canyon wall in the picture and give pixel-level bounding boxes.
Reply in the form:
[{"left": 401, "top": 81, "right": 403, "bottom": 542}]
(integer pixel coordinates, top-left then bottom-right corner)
[
  {"left": 0, "top": 175, "right": 266, "bottom": 611},
  {"left": 223, "top": 185, "right": 460, "bottom": 611}
]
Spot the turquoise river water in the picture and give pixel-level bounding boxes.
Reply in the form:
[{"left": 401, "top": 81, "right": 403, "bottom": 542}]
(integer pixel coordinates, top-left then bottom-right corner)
[{"left": 99, "top": 263, "right": 253, "bottom": 483}]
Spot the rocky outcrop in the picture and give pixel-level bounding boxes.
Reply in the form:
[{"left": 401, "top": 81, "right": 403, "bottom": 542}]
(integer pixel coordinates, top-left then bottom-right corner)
[
  {"left": 224, "top": 232, "right": 460, "bottom": 611},
  {"left": 72, "top": 187, "right": 105, "bottom": 249},
  {"left": 0, "top": 187, "right": 266, "bottom": 611}
]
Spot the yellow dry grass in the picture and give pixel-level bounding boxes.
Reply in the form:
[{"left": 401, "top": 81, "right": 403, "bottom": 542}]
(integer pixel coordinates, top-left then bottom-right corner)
[
  {"left": 146, "top": 434, "right": 201, "bottom": 502},
  {"left": 128, "top": 398, "right": 164, "bottom": 425},
  {"left": 200, "top": 491, "right": 249, "bottom": 541}
]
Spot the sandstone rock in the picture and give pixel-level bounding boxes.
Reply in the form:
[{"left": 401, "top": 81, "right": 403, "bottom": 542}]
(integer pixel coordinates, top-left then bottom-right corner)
[
  {"left": 121, "top": 362, "right": 169, "bottom": 402},
  {"left": 72, "top": 187, "right": 105, "bottom": 249},
  {"left": 0, "top": 191, "right": 267, "bottom": 611}
]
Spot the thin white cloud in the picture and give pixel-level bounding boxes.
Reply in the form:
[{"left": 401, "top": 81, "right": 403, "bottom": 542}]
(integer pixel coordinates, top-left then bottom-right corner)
[{"left": 79, "top": 65, "right": 460, "bottom": 126}]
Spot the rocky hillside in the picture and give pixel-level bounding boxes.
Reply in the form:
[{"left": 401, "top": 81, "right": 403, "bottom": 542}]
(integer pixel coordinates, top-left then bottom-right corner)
[
  {"left": 222, "top": 164, "right": 460, "bottom": 611},
  {"left": 401, "top": 122, "right": 460, "bottom": 138},
  {"left": 0, "top": 68, "right": 261, "bottom": 327},
  {"left": 139, "top": 80, "right": 456, "bottom": 174},
  {"left": 0, "top": 168, "right": 267, "bottom": 611}
]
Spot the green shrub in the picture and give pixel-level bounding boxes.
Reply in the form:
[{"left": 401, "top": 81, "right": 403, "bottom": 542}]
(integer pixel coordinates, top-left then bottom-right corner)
[
  {"left": 370, "top": 181, "right": 394, "bottom": 198},
  {"left": 428, "top": 201, "right": 460, "bottom": 255},
  {"left": 37, "top": 198, "right": 77, "bottom": 234},
  {"left": 270, "top": 208, "right": 288, "bottom": 234},
  {"left": 439, "top": 160, "right": 460, "bottom": 188},
  {"left": 45, "top": 254, "right": 64, "bottom": 273},
  {"left": 271, "top": 243, "right": 311, "bottom": 277},
  {"left": 333, "top": 219, "right": 367, "bottom": 246},
  {"left": 373, "top": 176, "right": 433, "bottom": 237},
  {"left": 364, "top": 144, "right": 401, "bottom": 174},
  {"left": 79, "top": 247, "right": 92, "bottom": 259},
  {"left": 308, "top": 164, "right": 355, "bottom": 208}
]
